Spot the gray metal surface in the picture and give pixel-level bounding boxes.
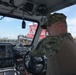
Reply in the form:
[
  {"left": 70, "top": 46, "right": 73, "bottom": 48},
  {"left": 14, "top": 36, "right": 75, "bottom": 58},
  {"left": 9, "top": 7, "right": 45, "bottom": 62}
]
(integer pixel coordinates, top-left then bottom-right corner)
[{"left": 0, "top": 0, "right": 76, "bottom": 20}]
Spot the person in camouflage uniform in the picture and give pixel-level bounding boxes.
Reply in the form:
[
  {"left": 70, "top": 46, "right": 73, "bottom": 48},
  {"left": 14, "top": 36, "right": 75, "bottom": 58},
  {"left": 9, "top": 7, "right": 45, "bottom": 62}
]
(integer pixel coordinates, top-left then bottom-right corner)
[
  {"left": 31, "top": 13, "right": 67, "bottom": 57},
  {"left": 31, "top": 13, "right": 76, "bottom": 75}
]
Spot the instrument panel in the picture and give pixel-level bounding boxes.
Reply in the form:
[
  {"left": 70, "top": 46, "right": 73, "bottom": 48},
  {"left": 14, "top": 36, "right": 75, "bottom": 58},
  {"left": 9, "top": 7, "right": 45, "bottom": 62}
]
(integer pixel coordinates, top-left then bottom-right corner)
[
  {"left": 0, "top": 45, "right": 6, "bottom": 58},
  {"left": 0, "top": 43, "right": 13, "bottom": 58},
  {"left": 0, "top": 42, "right": 28, "bottom": 72},
  {"left": 0, "top": 43, "right": 14, "bottom": 68},
  {"left": 0, "top": 43, "right": 28, "bottom": 69}
]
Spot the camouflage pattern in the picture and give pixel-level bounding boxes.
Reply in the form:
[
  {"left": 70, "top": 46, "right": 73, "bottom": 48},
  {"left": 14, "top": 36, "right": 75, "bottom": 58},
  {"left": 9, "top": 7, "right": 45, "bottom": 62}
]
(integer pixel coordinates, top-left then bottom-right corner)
[
  {"left": 31, "top": 34, "right": 68, "bottom": 57},
  {"left": 41, "top": 13, "right": 67, "bottom": 29}
]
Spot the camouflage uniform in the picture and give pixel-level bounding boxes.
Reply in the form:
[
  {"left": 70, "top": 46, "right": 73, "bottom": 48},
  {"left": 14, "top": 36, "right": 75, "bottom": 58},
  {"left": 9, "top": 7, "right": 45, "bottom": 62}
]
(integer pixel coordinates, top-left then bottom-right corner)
[{"left": 31, "top": 34, "right": 67, "bottom": 57}]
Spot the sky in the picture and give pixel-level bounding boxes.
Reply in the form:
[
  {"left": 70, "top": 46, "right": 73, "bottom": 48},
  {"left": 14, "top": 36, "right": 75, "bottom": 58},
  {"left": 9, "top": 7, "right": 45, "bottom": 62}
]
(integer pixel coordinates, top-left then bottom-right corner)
[
  {"left": 0, "top": 17, "right": 36, "bottom": 39},
  {"left": 0, "top": 4, "right": 76, "bottom": 39}
]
